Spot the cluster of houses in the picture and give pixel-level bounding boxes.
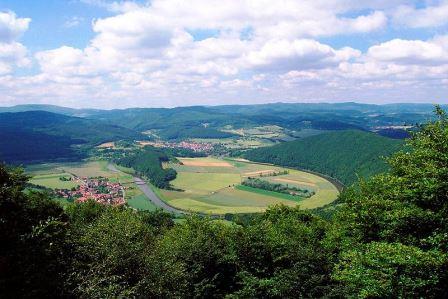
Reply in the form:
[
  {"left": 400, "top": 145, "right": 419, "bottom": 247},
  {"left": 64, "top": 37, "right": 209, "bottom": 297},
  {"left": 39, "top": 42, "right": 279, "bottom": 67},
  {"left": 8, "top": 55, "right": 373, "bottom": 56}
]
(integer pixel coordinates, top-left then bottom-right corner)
[
  {"left": 55, "top": 176, "right": 125, "bottom": 206},
  {"left": 139, "top": 140, "right": 214, "bottom": 152}
]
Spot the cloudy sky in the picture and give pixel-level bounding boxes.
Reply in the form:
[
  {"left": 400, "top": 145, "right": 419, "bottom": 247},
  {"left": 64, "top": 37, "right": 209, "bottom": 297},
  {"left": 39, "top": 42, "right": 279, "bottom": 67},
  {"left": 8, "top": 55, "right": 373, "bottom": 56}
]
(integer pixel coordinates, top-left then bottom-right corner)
[{"left": 0, "top": 0, "right": 447, "bottom": 108}]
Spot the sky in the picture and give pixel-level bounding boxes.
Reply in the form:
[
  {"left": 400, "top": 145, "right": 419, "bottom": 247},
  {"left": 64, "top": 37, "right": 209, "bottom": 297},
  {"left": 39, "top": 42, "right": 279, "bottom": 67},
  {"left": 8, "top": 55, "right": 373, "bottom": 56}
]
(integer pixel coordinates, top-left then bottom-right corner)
[{"left": 0, "top": 0, "right": 447, "bottom": 108}]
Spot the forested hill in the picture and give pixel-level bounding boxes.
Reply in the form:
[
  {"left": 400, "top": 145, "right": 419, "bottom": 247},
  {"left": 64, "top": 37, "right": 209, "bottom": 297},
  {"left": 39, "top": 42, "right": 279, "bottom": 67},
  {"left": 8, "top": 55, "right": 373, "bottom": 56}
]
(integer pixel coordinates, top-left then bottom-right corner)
[
  {"left": 243, "top": 130, "right": 404, "bottom": 185},
  {"left": 0, "top": 111, "right": 143, "bottom": 163}
]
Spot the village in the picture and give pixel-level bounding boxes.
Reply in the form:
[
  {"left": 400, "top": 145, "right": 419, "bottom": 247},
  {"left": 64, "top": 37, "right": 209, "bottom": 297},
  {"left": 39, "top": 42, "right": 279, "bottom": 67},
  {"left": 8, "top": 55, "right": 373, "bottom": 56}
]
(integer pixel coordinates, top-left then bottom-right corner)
[
  {"left": 55, "top": 176, "right": 126, "bottom": 206},
  {"left": 138, "top": 140, "right": 214, "bottom": 153}
]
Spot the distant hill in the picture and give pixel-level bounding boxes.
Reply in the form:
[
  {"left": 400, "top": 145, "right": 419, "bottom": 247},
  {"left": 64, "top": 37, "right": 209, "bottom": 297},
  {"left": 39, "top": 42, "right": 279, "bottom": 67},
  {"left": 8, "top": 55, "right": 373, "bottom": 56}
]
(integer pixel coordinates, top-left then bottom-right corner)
[
  {"left": 0, "top": 103, "right": 440, "bottom": 135},
  {"left": 0, "top": 104, "right": 102, "bottom": 117},
  {"left": 0, "top": 111, "right": 143, "bottom": 163},
  {"left": 243, "top": 130, "right": 404, "bottom": 185}
]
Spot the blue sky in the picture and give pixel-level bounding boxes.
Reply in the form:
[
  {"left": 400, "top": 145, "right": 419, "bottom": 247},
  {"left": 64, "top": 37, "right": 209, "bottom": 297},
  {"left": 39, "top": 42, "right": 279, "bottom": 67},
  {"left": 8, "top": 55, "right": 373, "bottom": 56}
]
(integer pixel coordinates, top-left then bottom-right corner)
[{"left": 0, "top": 0, "right": 447, "bottom": 108}]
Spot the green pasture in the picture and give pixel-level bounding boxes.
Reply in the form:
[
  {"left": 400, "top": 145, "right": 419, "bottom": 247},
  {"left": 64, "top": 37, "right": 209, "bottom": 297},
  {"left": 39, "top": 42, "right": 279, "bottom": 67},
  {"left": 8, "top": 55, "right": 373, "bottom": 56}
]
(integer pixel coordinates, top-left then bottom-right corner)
[
  {"left": 161, "top": 156, "right": 339, "bottom": 214},
  {"left": 127, "top": 194, "right": 157, "bottom": 211},
  {"left": 29, "top": 173, "right": 80, "bottom": 189}
]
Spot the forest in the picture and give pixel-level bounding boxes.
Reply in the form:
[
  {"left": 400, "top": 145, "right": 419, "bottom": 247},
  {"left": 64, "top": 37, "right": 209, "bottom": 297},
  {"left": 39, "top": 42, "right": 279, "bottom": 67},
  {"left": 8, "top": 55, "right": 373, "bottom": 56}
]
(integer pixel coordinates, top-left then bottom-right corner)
[
  {"left": 243, "top": 130, "right": 404, "bottom": 185},
  {"left": 1, "top": 107, "right": 448, "bottom": 298},
  {"left": 115, "top": 147, "right": 177, "bottom": 189}
]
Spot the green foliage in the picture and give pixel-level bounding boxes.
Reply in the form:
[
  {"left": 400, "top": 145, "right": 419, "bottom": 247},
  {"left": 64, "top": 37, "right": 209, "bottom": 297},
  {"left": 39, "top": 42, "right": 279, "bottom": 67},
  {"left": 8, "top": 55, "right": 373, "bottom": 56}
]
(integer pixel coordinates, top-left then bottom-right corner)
[
  {"left": 68, "top": 207, "right": 155, "bottom": 298},
  {"left": 116, "top": 146, "right": 177, "bottom": 189},
  {"left": 244, "top": 130, "right": 403, "bottom": 185},
  {"left": 146, "top": 217, "right": 239, "bottom": 298},
  {"left": 330, "top": 106, "right": 448, "bottom": 297},
  {"left": 334, "top": 242, "right": 448, "bottom": 298},
  {"left": 0, "top": 165, "right": 71, "bottom": 298},
  {"left": 231, "top": 206, "right": 335, "bottom": 298},
  {"left": 242, "top": 177, "right": 314, "bottom": 197},
  {"left": 0, "top": 111, "right": 143, "bottom": 163}
]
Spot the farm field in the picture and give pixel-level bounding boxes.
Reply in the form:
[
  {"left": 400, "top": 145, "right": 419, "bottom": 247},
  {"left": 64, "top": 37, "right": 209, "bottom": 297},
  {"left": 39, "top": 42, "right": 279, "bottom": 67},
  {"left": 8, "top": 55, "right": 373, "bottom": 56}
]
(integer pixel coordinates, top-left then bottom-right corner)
[
  {"left": 26, "top": 161, "right": 156, "bottom": 210},
  {"left": 160, "top": 157, "right": 339, "bottom": 214}
]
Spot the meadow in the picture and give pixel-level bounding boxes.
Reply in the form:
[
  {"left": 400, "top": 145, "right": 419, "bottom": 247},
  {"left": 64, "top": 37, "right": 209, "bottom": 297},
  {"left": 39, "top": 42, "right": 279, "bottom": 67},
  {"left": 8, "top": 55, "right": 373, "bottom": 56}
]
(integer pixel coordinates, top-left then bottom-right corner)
[{"left": 160, "top": 157, "right": 339, "bottom": 214}]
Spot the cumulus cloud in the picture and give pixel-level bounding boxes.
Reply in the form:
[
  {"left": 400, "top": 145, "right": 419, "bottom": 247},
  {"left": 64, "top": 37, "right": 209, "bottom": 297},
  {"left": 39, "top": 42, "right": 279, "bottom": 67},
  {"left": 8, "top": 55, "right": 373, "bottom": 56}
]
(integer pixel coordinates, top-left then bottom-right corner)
[
  {"left": 246, "top": 39, "right": 360, "bottom": 71},
  {"left": 0, "top": 11, "right": 30, "bottom": 75},
  {"left": 2, "top": 1, "right": 448, "bottom": 107},
  {"left": 0, "top": 11, "right": 30, "bottom": 42},
  {"left": 393, "top": 1, "right": 448, "bottom": 28},
  {"left": 367, "top": 36, "right": 448, "bottom": 65}
]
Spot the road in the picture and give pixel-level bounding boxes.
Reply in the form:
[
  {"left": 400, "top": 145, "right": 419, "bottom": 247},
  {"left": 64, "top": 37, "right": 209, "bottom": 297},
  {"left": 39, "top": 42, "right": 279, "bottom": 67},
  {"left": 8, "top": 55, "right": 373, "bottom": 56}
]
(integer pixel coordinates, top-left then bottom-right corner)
[{"left": 107, "top": 163, "right": 186, "bottom": 215}]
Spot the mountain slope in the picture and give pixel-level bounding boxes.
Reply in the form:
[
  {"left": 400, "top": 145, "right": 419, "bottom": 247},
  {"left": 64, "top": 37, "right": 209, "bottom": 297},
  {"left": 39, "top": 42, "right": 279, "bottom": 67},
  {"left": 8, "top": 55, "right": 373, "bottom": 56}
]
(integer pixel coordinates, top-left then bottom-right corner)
[
  {"left": 0, "top": 111, "right": 144, "bottom": 163},
  {"left": 243, "top": 130, "right": 404, "bottom": 185}
]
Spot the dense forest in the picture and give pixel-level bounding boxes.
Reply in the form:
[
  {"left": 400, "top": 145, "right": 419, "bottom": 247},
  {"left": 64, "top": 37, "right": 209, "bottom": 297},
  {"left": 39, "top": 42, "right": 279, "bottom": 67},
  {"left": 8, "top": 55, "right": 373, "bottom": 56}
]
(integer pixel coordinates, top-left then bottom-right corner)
[
  {"left": 0, "top": 111, "right": 143, "bottom": 163},
  {"left": 1, "top": 107, "right": 448, "bottom": 298},
  {"left": 115, "top": 147, "right": 177, "bottom": 189},
  {"left": 243, "top": 130, "right": 404, "bottom": 185}
]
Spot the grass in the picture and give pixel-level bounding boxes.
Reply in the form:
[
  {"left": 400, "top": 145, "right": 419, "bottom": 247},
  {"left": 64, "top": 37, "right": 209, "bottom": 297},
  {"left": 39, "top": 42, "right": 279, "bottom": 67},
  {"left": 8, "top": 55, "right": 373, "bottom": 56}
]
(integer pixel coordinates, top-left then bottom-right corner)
[
  {"left": 235, "top": 185, "right": 302, "bottom": 202},
  {"left": 127, "top": 194, "right": 158, "bottom": 211},
  {"left": 29, "top": 173, "right": 80, "bottom": 189},
  {"left": 171, "top": 172, "right": 241, "bottom": 194},
  {"left": 160, "top": 156, "right": 339, "bottom": 214}
]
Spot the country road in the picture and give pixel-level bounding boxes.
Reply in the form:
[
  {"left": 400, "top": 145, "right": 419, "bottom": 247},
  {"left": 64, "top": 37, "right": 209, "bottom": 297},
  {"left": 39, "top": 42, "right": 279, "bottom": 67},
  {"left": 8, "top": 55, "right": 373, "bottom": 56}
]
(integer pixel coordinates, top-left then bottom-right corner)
[{"left": 107, "top": 163, "right": 187, "bottom": 215}]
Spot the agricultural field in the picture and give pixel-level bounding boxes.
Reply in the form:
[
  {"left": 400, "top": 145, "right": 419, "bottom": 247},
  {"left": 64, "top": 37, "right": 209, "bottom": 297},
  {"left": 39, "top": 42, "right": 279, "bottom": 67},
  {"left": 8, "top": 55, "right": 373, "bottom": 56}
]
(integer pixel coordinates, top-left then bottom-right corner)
[
  {"left": 26, "top": 161, "right": 156, "bottom": 211},
  {"left": 160, "top": 157, "right": 339, "bottom": 214}
]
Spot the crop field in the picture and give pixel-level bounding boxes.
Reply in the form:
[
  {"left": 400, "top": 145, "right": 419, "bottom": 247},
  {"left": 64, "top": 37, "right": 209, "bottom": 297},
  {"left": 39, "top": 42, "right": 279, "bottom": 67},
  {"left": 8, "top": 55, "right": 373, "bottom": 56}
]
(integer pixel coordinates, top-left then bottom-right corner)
[
  {"left": 26, "top": 161, "right": 154, "bottom": 210},
  {"left": 160, "top": 157, "right": 339, "bottom": 214}
]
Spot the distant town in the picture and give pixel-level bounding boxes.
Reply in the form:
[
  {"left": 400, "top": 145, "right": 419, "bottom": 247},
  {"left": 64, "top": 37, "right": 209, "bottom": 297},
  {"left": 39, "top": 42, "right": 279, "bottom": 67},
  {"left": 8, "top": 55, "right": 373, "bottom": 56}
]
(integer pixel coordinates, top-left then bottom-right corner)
[
  {"left": 138, "top": 140, "right": 214, "bottom": 153},
  {"left": 55, "top": 176, "right": 125, "bottom": 206}
]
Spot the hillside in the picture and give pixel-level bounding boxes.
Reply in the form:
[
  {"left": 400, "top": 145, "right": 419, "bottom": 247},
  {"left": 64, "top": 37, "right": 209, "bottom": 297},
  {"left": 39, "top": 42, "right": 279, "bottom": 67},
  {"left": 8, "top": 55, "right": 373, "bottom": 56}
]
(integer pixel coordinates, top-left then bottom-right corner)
[
  {"left": 243, "top": 130, "right": 404, "bottom": 185},
  {"left": 0, "top": 111, "right": 143, "bottom": 163}
]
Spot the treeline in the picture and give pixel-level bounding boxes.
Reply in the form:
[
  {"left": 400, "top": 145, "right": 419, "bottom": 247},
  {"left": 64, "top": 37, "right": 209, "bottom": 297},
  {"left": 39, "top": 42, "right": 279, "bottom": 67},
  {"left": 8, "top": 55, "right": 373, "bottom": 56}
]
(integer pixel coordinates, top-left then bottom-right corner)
[
  {"left": 243, "top": 130, "right": 403, "bottom": 185},
  {"left": 115, "top": 147, "right": 176, "bottom": 189},
  {"left": 242, "top": 178, "right": 314, "bottom": 198},
  {"left": 2, "top": 108, "right": 448, "bottom": 298}
]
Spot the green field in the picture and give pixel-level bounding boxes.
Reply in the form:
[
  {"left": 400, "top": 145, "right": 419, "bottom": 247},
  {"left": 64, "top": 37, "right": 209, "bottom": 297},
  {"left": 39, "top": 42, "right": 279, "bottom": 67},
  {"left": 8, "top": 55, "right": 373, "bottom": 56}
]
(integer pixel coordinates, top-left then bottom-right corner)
[
  {"left": 29, "top": 173, "right": 80, "bottom": 189},
  {"left": 160, "top": 157, "right": 339, "bottom": 214},
  {"left": 26, "top": 161, "right": 155, "bottom": 211},
  {"left": 127, "top": 194, "right": 157, "bottom": 211}
]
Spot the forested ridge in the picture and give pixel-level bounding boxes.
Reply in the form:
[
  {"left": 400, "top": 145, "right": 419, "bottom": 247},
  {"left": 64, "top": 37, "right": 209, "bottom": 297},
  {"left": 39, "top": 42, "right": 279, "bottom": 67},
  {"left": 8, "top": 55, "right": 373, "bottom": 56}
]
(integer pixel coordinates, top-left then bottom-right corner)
[
  {"left": 1, "top": 108, "right": 448, "bottom": 298},
  {"left": 243, "top": 130, "right": 403, "bottom": 185}
]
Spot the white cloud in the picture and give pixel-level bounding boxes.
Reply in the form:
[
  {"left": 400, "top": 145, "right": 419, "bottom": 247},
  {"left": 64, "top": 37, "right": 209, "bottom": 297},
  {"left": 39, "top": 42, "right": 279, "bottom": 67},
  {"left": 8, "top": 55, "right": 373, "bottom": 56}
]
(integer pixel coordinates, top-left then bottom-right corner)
[
  {"left": 367, "top": 37, "right": 448, "bottom": 65},
  {"left": 0, "top": 11, "right": 30, "bottom": 75},
  {"left": 246, "top": 39, "right": 360, "bottom": 71},
  {"left": 0, "top": 11, "right": 30, "bottom": 42},
  {"left": 393, "top": 1, "right": 448, "bottom": 28},
  {"left": 2, "top": 1, "right": 448, "bottom": 107}
]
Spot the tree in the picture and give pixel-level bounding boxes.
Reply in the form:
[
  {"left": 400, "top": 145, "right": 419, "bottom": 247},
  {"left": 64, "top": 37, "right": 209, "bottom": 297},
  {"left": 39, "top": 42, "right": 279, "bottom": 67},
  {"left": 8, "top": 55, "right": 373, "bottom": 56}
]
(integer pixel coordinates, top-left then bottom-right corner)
[
  {"left": 0, "top": 165, "right": 71, "bottom": 298},
  {"left": 68, "top": 207, "right": 155, "bottom": 298},
  {"left": 232, "top": 206, "right": 336, "bottom": 298},
  {"left": 330, "top": 106, "right": 448, "bottom": 297}
]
